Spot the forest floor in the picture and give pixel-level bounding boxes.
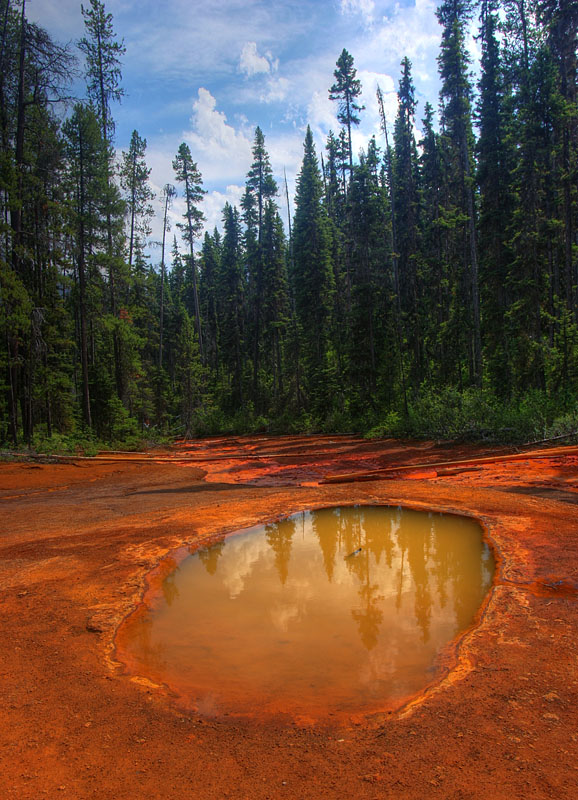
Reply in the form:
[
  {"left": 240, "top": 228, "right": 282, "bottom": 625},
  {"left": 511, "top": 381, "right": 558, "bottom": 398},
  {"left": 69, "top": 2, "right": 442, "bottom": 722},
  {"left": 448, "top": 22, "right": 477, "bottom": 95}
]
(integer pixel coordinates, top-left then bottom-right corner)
[{"left": 0, "top": 435, "right": 577, "bottom": 799}]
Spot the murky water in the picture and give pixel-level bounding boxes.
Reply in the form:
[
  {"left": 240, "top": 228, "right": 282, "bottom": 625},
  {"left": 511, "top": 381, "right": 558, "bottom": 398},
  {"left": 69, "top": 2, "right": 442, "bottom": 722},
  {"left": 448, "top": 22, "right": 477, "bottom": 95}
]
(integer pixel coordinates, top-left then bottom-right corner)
[{"left": 119, "top": 506, "right": 494, "bottom": 718}]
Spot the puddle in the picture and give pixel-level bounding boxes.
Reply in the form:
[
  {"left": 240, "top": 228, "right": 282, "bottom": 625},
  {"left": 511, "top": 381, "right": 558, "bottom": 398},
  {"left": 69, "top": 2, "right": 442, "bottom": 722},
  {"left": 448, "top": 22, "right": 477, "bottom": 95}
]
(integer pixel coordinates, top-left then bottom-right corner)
[{"left": 117, "top": 506, "right": 494, "bottom": 719}]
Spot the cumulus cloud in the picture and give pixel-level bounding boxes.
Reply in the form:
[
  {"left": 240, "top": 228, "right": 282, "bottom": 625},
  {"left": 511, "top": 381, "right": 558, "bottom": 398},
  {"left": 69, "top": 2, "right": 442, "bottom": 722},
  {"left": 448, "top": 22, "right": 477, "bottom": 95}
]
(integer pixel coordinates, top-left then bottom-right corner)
[
  {"left": 239, "top": 41, "right": 275, "bottom": 77},
  {"left": 184, "top": 88, "right": 252, "bottom": 183},
  {"left": 203, "top": 185, "right": 245, "bottom": 234}
]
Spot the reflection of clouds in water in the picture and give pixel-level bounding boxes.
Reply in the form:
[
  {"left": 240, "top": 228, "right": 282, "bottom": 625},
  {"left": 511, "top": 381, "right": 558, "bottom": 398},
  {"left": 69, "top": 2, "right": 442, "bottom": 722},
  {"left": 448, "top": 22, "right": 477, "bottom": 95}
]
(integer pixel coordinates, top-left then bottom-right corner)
[
  {"left": 216, "top": 532, "right": 272, "bottom": 599},
  {"left": 269, "top": 601, "right": 300, "bottom": 633},
  {"left": 124, "top": 506, "right": 495, "bottom": 715},
  {"left": 269, "top": 577, "right": 315, "bottom": 633}
]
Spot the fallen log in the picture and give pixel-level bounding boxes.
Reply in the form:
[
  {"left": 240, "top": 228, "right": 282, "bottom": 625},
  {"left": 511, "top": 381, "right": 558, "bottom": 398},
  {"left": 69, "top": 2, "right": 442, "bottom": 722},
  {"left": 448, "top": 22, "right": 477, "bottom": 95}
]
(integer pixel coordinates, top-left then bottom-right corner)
[{"left": 322, "top": 444, "right": 578, "bottom": 484}]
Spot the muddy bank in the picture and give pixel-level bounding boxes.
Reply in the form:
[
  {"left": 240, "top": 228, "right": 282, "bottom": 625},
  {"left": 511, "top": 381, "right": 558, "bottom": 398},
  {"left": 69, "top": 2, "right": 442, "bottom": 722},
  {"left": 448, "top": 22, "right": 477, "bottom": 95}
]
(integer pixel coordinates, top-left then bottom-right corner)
[{"left": 0, "top": 436, "right": 577, "bottom": 799}]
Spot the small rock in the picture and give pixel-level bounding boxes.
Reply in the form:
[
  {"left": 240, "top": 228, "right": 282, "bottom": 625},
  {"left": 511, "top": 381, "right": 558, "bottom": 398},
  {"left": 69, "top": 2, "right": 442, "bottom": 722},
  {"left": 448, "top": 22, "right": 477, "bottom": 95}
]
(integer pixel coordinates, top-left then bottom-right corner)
[
  {"left": 542, "top": 713, "right": 559, "bottom": 721},
  {"left": 543, "top": 692, "right": 560, "bottom": 702}
]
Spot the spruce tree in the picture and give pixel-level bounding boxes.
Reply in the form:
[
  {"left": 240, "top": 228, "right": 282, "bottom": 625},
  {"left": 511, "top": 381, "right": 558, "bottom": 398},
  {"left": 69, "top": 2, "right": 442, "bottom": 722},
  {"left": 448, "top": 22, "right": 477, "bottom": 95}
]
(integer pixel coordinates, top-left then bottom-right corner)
[
  {"left": 173, "top": 142, "right": 206, "bottom": 362},
  {"left": 329, "top": 48, "right": 364, "bottom": 172},
  {"left": 242, "top": 127, "right": 278, "bottom": 403},
  {"left": 476, "top": 0, "right": 514, "bottom": 393},
  {"left": 437, "top": 0, "right": 482, "bottom": 385},
  {"left": 393, "top": 57, "right": 422, "bottom": 385},
  {"left": 220, "top": 203, "right": 246, "bottom": 408},
  {"left": 292, "top": 126, "right": 335, "bottom": 410},
  {"left": 63, "top": 103, "right": 110, "bottom": 429},
  {"left": 119, "top": 130, "right": 155, "bottom": 271}
]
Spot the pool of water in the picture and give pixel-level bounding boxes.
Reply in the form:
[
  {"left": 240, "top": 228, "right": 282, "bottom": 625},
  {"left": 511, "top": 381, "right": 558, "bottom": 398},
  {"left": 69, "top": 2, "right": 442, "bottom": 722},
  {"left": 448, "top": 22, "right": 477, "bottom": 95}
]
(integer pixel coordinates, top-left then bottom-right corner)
[{"left": 117, "top": 506, "right": 494, "bottom": 718}]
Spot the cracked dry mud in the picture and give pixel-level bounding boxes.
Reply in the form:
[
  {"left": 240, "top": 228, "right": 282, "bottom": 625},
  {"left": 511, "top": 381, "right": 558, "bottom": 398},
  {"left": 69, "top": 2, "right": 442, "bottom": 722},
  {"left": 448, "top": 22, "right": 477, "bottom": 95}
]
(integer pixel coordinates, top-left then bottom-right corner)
[{"left": 0, "top": 435, "right": 577, "bottom": 799}]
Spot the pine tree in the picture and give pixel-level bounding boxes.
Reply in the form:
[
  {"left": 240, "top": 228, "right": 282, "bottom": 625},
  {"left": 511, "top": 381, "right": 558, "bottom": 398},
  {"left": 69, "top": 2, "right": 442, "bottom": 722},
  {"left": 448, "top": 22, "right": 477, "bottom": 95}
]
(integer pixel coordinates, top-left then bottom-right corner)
[
  {"left": 242, "top": 127, "right": 278, "bottom": 403},
  {"left": 537, "top": 0, "right": 578, "bottom": 315},
  {"left": 63, "top": 103, "right": 110, "bottom": 429},
  {"left": 173, "top": 142, "right": 206, "bottom": 362},
  {"left": 393, "top": 57, "right": 422, "bottom": 386},
  {"left": 119, "top": 130, "right": 154, "bottom": 271},
  {"left": 78, "top": 0, "right": 125, "bottom": 146},
  {"left": 199, "top": 229, "right": 221, "bottom": 373},
  {"left": 418, "top": 102, "right": 445, "bottom": 386},
  {"left": 219, "top": 203, "right": 246, "bottom": 408},
  {"left": 175, "top": 309, "right": 203, "bottom": 437},
  {"left": 292, "top": 126, "right": 335, "bottom": 410},
  {"left": 437, "top": 0, "right": 482, "bottom": 385},
  {"left": 260, "top": 200, "right": 290, "bottom": 400},
  {"left": 476, "top": 0, "right": 514, "bottom": 393},
  {"left": 329, "top": 48, "right": 365, "bottom": 172},
  {"left": 157, "top": 183, "right": 176, "bottom": 370},
  {"left": 79, "top": 0, "right": 127, "bottom": 402},
  {"left": 245, "top": 126, "right": 277, "bottom": 241},
  {"left": 346, "top": 142, "right": 391, "bottom": 408}
]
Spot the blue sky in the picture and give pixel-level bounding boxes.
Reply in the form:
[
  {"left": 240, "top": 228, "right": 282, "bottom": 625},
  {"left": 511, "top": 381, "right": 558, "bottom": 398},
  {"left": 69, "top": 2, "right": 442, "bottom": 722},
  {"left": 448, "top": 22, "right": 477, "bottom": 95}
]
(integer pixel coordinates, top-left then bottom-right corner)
[{"left": 27, "top": 0, "right": 475, "bottom": 253}]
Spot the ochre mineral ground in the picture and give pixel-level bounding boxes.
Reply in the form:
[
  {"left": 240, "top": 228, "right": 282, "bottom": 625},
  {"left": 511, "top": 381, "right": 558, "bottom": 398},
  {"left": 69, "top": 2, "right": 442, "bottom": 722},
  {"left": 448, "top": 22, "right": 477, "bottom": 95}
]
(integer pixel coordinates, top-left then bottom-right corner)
[{"left": 1, "top": 435, "right": 577, "bottom": 799}]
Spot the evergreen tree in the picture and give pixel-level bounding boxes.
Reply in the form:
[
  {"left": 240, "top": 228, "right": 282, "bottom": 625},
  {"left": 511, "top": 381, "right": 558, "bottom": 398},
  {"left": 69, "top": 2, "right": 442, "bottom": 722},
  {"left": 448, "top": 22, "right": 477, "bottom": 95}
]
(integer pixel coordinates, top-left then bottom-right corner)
[
  {"left": 476, "top": 0, "right": 514, "bottom": 393},
  {"left": 219, "top": 203, "right": 246, "bottom": 408},
  {"left": 79, "top": 0, "right": 126, "bottom": 402},
  {"left": 260, "top": 200, "right": 290, "bottom": 401},
  {"left": 346, "top": 141, "right": 391, "bottom": 409},
  {"left": 78, "top": 0, "right": 125, "bottom": 146},
  {"left": 173, "top": 142, "right": 206, "bottom": 362},
  {"left": 175, "top": 308, "right": 203, "bottom": 437},
  {"left": 418, "top": 102, "right": 445, "bottom": 386},
  {"left": 437, "top": 0, "right": 482, "bottom": 385},
  {"left": 242, "top": 127, "right": 278, "bottom": 403},
  {"left": 329, "top": 48, "right": 364, "bottom": 172},
  {"left": 199, "top": 229, "right": 221, "bottom": 373},
  {"left": 393, "top": 57, "right": 422, "bottom": 386},
  {"left": 63, "top": 103, "right": 110, "bottom": 429},
  {"left": 292, "top": 126, "right": 335, "bottom": 409},
  {"left": 119, "top": 130, "right": 154, "bottom": 271}
]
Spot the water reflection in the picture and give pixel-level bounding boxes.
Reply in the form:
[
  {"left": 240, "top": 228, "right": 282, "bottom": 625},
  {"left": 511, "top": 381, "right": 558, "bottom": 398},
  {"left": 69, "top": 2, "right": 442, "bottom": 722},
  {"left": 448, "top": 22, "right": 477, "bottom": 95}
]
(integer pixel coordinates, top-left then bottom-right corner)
[{"left": 122, "top": 506, "right": 494, "bottom": 716}]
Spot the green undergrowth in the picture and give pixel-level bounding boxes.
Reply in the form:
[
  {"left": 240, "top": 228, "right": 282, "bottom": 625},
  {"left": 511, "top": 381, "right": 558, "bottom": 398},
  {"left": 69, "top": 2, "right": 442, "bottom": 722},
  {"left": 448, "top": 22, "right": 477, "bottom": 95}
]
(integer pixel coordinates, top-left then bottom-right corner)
[
  {"left": 364, "top": 388, "right": 578, "bottom": 444},
  {"left": 3, "top": 388, "right": 577, "bottom": 455}
]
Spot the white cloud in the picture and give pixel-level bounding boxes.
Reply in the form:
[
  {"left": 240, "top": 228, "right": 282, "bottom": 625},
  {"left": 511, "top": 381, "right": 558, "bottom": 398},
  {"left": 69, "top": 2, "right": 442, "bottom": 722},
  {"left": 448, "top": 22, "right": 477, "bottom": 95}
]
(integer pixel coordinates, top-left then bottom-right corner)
[
  {"left": 184, "top": 88, "right": 253, "bottom": 184},
  {"left": 240, "top": 41, "right": 272, "bottom": 76},
  {"left": 340, "top": 0, "right": 375, "bottom": 23},
  {"left": 259, "top": 76, "right": 290, "bottom": 104},
  {"left": 307, "top": 90, "right": 337, "bottom": 140},
  {"left": 203, "top": 185, "right": 245, "bottom": 235}
]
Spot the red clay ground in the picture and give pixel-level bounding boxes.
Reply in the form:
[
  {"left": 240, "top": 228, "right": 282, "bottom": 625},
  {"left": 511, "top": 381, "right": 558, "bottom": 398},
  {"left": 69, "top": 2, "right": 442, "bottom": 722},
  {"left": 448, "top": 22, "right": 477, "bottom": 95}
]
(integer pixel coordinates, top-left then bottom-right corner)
[{"left": 0, "top": 435, "right": 577, "bottom": 799}]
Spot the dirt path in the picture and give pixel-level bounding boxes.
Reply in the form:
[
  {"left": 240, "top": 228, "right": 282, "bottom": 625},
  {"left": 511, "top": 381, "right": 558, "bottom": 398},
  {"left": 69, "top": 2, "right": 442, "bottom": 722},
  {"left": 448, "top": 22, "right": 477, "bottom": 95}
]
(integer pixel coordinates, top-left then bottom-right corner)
[{"left": 0, "top": 436, "right": 577, "bottom": 799}]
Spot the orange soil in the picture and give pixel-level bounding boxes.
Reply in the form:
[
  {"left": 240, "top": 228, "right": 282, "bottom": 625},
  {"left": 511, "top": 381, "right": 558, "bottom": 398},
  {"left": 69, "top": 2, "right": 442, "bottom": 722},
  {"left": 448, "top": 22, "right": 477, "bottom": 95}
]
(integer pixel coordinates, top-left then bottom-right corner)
[{"left": 0, "top": 435, "right": 577, "bottom": 799}]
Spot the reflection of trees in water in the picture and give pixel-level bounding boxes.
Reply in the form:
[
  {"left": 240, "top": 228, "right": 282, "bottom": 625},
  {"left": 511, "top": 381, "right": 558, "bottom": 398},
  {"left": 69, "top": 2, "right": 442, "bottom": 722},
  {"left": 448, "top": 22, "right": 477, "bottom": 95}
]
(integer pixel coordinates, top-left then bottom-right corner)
[
  {"left": 402, "top": 513, "right": 492, "bottom": 637},
  {"left": 254, "top": 506, "right": 492, "bottom": 653},
  {"left": 351, "top": 581, "right": 383, "bottom": 650},
  {"left": 162, "top": 557, "right": 180, "bottom": 606},
  {"left": 397, "top": 515, "right": 433, "bottom": 643},
  {"left": 131, "top": 610, "right": 167, "bottom": 672},
  {"left": 198, "top": 541, "right": 225, "bottom": 576},
  {"left": 432, "top": 517, "right": 450, "bottom": 611},
  {"left": 265, "top": 517, "right": 296, "bottom": 585},
  {"left": 312, "top": 509, "right": 340, "bottom": 582},
  {"left": 445, "top": 520, "right": 489, "bottom": 632},
  {"left": 343, "top": 508, "right": 386, "bottom": 651}
]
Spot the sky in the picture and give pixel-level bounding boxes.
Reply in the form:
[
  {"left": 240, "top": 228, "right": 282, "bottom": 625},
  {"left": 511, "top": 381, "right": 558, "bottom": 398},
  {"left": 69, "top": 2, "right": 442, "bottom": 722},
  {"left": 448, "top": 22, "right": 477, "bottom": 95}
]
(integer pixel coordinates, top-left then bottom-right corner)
[{"left": 25, "top": 0, "right": 476, "bottom": 259}]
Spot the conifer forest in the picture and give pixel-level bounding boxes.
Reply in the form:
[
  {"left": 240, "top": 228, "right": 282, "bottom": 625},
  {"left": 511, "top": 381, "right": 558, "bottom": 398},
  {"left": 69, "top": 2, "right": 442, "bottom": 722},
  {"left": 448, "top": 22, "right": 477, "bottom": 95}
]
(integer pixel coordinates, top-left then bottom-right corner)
[{"left": 1, "top": 0, "right": 577, "bottom": 449}]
